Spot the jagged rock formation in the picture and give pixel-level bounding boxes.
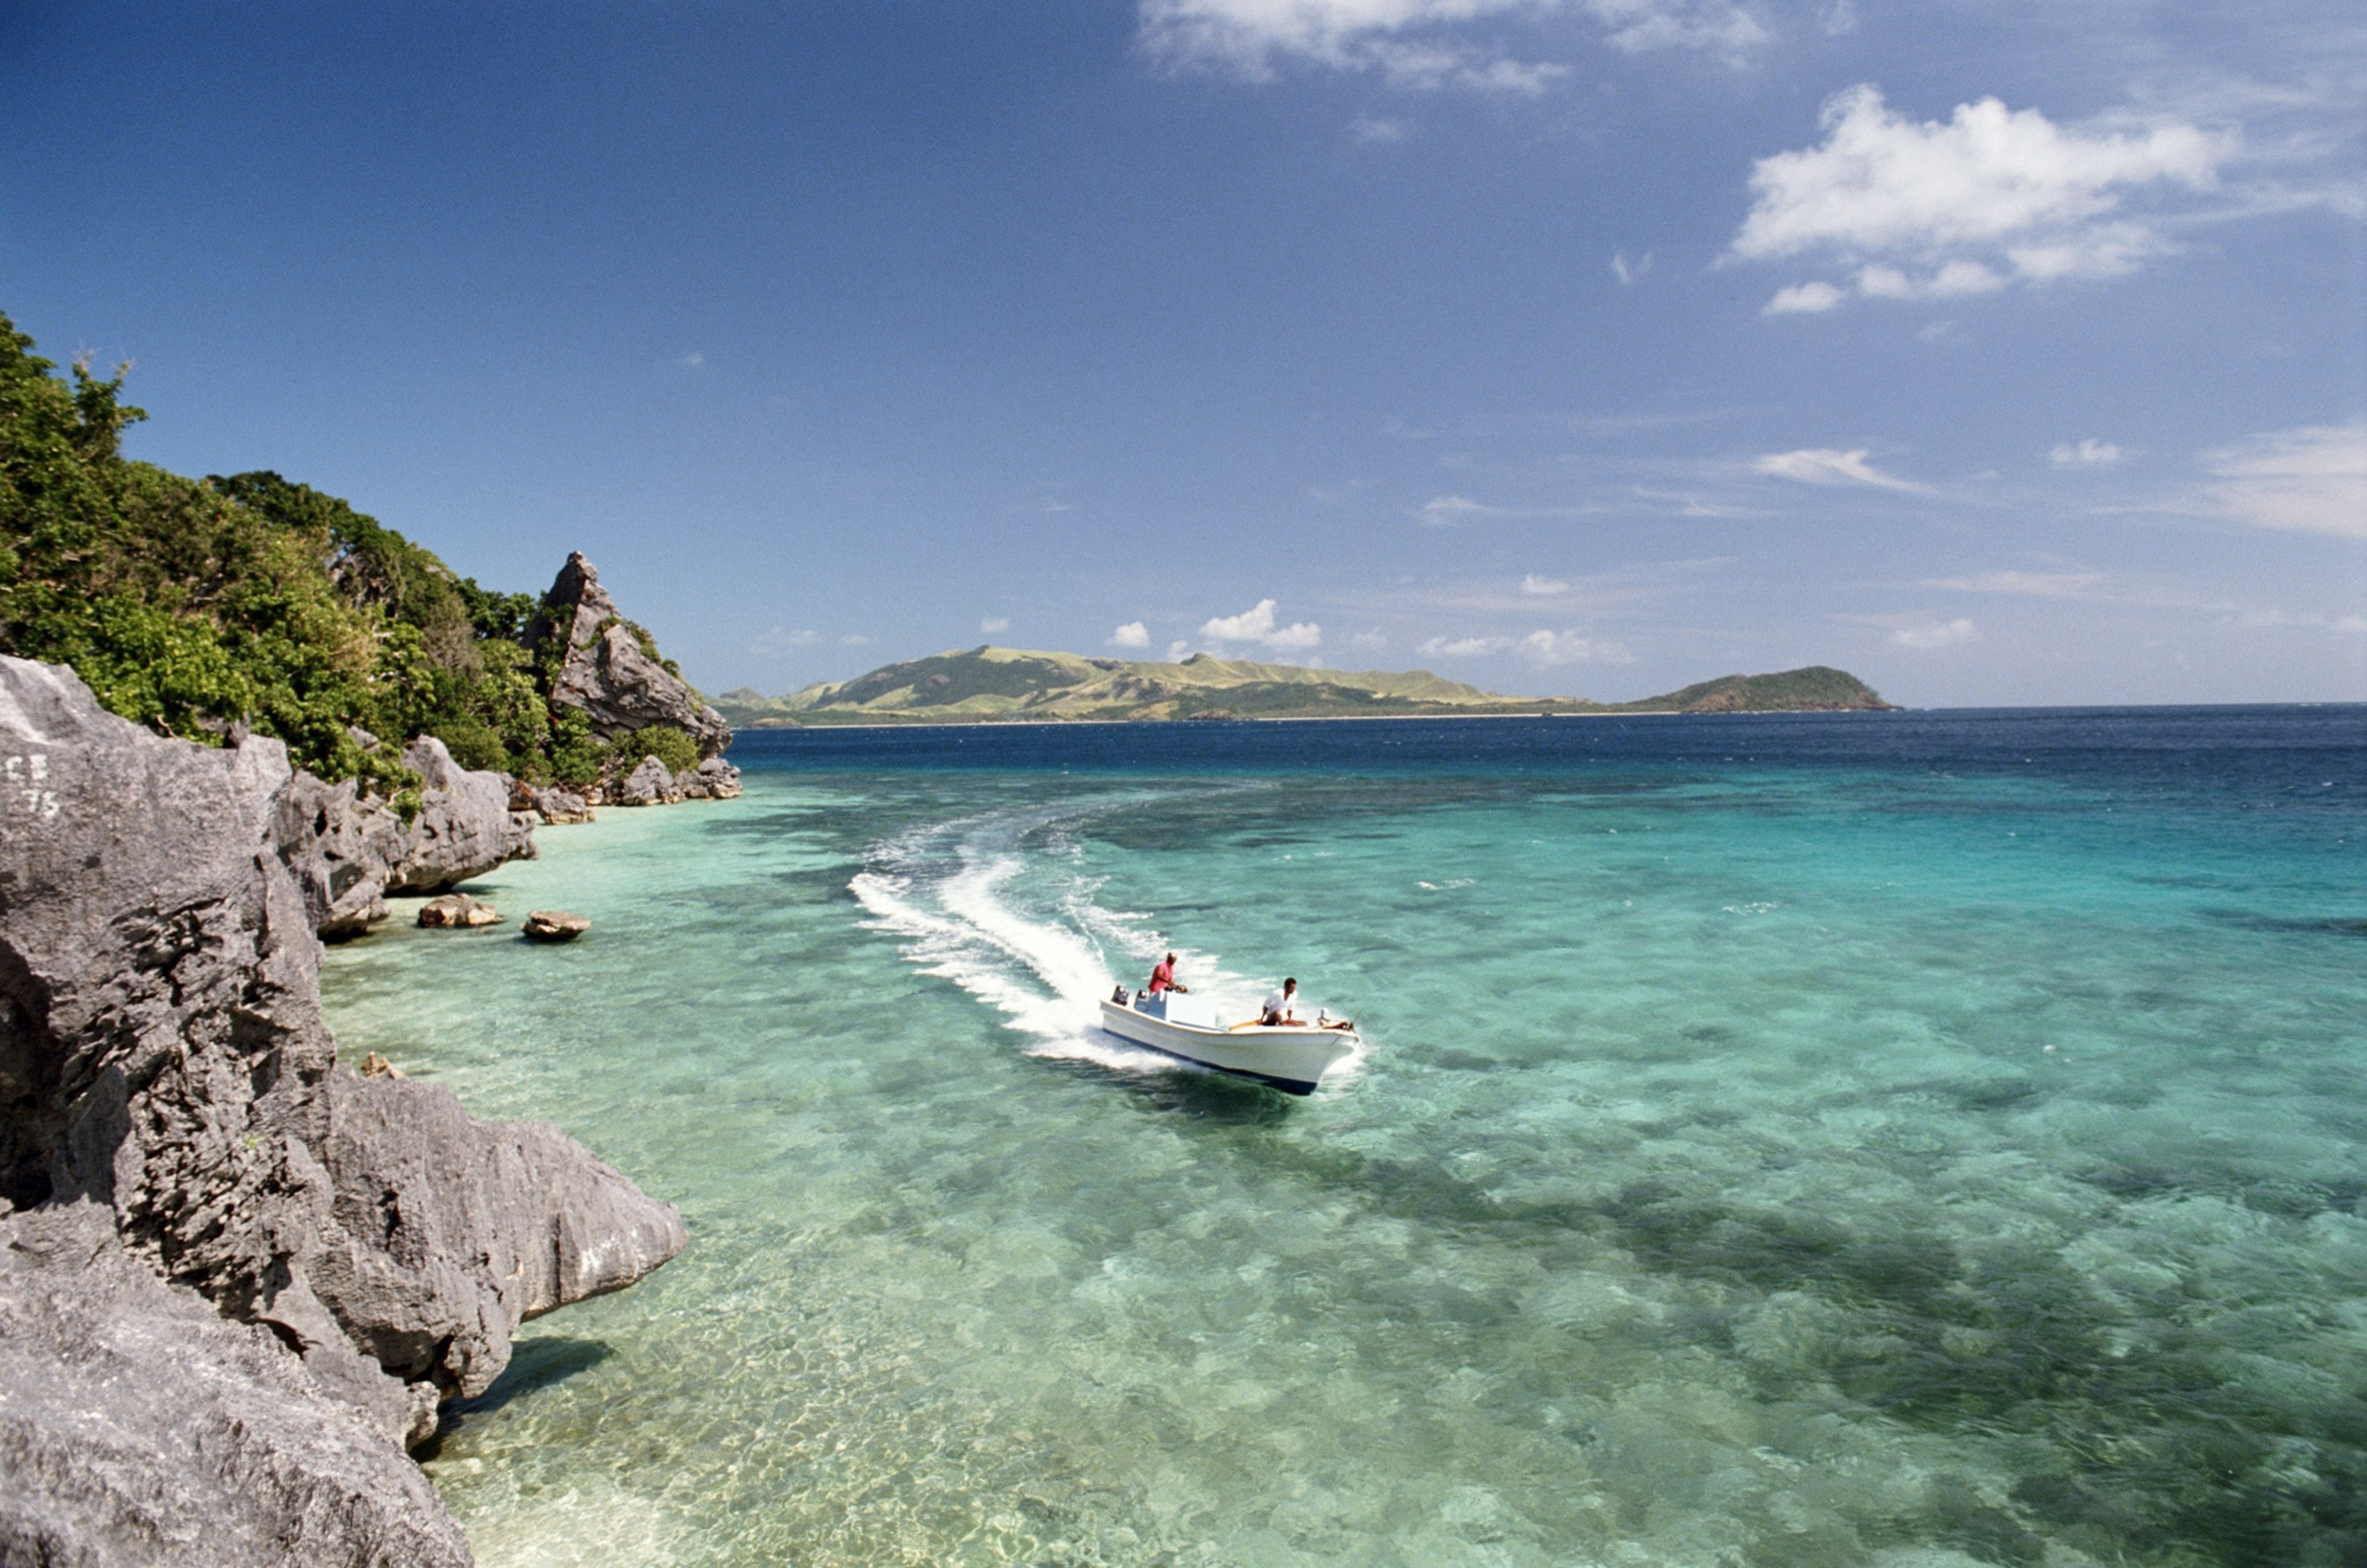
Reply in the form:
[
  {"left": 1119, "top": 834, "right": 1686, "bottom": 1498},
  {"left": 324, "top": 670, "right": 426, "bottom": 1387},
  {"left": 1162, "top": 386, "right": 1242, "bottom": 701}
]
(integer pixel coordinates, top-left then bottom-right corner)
[
  {"left": 679, "top": 754, "right": 743, "bottom": 800},
  {"left": 386, "top": 737, "right": 538, "bottom": 894},
  {"left": 274, "top": 738, "right": 537, "bottom": 939},
  {"left": 528, "top": 552, "right": 732, "bottom": 761},
  {"left": 615, "top": 754, "right": 681, "bottom": 806},
  {"left": 510, "top": 778, "right": 594, "bottom": 825},
  {"left": 0, "top": 1203, "right": 473, "bottom": 1568},
  {"left": 0, "top": 656, "right": 686, "bottom": 1563}
]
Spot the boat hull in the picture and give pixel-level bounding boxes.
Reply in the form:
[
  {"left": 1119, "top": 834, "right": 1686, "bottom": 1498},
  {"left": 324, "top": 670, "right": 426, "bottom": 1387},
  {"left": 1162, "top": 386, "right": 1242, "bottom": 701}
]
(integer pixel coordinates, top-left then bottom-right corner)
[{"left": 1098, "top": 1000, "right": 1356, "bottom": 1095}]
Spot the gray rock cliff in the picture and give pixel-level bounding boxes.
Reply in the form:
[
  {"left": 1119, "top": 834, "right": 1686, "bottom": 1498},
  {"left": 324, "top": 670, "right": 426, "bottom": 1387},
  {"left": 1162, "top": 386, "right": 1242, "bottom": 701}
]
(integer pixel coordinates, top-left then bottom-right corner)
[
  {"left": 526, "top": 552, "right": 732, "bottom": 762},
  {"left": 0, "top": 655, "right": 686, "bottom": 1560},
  {"left": 0, "top": 1203, "right": 473, "bottom": 1568}
]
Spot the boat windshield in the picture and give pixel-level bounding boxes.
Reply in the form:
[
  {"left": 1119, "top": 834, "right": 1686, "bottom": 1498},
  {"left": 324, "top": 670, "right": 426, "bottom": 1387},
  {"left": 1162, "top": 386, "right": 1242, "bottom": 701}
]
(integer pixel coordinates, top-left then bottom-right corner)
[{"left": 1137, "top": 992, "right": 1221, "bottom": 1029}]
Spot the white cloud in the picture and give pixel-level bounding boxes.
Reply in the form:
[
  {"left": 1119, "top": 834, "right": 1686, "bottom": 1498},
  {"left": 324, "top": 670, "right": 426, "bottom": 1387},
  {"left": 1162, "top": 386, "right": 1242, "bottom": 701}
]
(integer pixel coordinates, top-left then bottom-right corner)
[
  {"left": 751, "top": 626, "right": 819, "bottom": 658},
  {"left": 1352, "top": 114, "right": 1408, "bottom": 144},
  {"left": 679, "top": 351, "right": 705, "bottom": 367},
  {"left": 1138, "top": 0, "right": 1765, "bottom": 93},
  {"left": 981, "top": 616, "right": 1012, "bottom": 634},
  {"left": 2202, "top": 423, "right": 2367, "bottom": 537},
  {"left": 1166, "top": 639, "right": 1192, "bottom": 662},
  {"left": 1110, "top": 621, "right": 1151, "bottom": 650},
  {"left": 1752, "top": 447, "right": 1925, "bottom": 491},
  {"left": 1893, "top": 618, "right": 1977, "bottom": 648},
  {"left": 2050, "top": 438, "right": 2124, "bottom": 467},
  {"left": 1420, "top": 629, "right": 1631, "bottom": 663},
  {"left": 1520, "top": 628, "right": 1635, "bottom": 664},
  {"left": 1764, "top": 280, "right": 1846, "bottom": 314},
  {"left": 1611, "top": 250, "right": 1653, "bottom": 287},
  {"left": 1349, "top": 628, "right": 1389, "bottom": 651},
  {"left": 1731, "top": 85, "right": 2230, "bottom": 311},
  {"left": 1418, "top": 493, "right": 1500, "bottom": 525},
  {"left": 1200, "top": 598, "right": 1323, "bottom": 651},
  {"left": 1926, "top": 570, "right": 2104, "bottom": 598},
  {"left": 1520, "top": 573, "right": 1569, "bottom": 595},
  {"left": 1419, "top": 634, "right": 1514, "bottom": 658}
]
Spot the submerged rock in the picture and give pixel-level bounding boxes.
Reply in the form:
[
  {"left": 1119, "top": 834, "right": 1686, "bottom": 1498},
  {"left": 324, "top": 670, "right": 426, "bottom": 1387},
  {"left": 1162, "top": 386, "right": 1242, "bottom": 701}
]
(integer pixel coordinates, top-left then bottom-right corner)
[
  {"left": 615, "top": 753, "right": 680, "bottom": 806},
  {"left": 418, "top": 891, "right": 502, "bottom": 928},
  {"left": 522, "top": 909, "right": 591, "bottom": 942},
  {"left": 0, "top": 654, "right": 686, "bottom": 1550},
  {"left": 528, "top": 552, "right": 732, "bottom": 759}
]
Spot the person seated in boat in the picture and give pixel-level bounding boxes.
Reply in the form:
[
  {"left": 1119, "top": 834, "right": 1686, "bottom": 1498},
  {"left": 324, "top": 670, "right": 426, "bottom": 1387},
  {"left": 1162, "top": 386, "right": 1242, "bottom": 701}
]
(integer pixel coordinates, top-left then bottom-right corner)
[
  {"left": 1148, "top": 953, "right": 1189, "bottom": 996},
  {"left": 1261, "top": 978, "right": 1301, "bottom": 1026}
]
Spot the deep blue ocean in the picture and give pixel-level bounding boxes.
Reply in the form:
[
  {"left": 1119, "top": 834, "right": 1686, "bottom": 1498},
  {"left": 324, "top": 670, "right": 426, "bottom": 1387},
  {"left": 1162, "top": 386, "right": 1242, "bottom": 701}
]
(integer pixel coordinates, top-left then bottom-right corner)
[{"left": 322, "top": 708, "right": 2367, "bottom": 1567}]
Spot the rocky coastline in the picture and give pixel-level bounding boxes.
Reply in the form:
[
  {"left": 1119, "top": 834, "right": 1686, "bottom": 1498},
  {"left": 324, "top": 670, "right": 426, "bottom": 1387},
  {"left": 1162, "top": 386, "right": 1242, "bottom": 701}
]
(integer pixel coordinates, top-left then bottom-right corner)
[{"left": 0, "top": 554, "right": 745, "bottom": 1564}]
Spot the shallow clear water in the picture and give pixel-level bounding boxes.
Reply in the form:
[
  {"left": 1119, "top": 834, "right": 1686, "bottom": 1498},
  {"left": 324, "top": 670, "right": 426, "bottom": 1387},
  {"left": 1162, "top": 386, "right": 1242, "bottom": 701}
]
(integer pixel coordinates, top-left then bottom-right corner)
[{"left": 319, "top": 709, "right": 2367, "bottom": 1568}]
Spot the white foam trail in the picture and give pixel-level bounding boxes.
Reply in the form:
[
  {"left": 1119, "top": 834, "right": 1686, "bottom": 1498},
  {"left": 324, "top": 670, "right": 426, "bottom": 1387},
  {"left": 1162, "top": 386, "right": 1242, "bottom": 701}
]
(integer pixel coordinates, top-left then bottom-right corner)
[{"left": 848, "top": 799, "right": 1290, "bottom": 1084}]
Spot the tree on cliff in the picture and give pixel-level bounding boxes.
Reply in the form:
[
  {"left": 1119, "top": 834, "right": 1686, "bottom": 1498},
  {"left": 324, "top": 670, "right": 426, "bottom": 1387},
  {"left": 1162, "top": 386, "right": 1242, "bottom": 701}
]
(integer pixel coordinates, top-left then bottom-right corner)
[{"left": 0, "top": 310, "right": 705, "bottom": 791}]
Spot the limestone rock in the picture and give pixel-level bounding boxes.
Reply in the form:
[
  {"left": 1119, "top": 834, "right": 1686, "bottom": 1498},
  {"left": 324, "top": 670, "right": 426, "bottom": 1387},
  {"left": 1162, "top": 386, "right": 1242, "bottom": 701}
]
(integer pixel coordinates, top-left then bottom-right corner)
[
  {"left": 309, "top": 1070, "right": 687, "bottom": 1399},
  {"left": 386, "top": 735, "right": 538, "bottom": 895},
  {"left": 418, "top": 892, "right": 502, "bottom": 929},
  {"left": 526, "top": 552, "right": 732, "bottom": 759},
  {"left": 615, "top": 753, "right": 680, "bottom": 806},
  {"left": 0, "top": 655, "right": 337, "bottom": 1296},
  {"left": 0, "top": 653, "right": 685, "bottom": 1524},
  {"left": 521, "top": 910, "right": 591, "bottom": 942},
  {"left": 510, "top": 777, "right": 594, "bottom": 825},
  {"left": 272, "top": 769, "right": 407, "bottom": 938},
  {"left": 274, "top": 740, "right": 536, "bottom": 937},
  {"left": 678, "top": 754, "right": 743, "bottom": 801},
  {"left": 0, "top": 1204, "right": 471, "bottom": 1568}
]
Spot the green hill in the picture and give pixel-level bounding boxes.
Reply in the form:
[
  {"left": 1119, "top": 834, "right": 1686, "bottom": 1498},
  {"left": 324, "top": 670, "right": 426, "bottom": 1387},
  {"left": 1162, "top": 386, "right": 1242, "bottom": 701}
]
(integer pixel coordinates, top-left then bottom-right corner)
[
  {"left": 714, "top": 647, "right": 1893, "bottom": 726},
  {"left": 0, "top": 311, "right": 695, "bottom": 793}
]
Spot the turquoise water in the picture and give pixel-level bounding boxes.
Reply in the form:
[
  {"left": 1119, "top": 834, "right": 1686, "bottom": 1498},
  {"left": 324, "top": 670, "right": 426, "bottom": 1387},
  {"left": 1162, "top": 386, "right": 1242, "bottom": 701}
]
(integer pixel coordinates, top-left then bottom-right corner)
[{"left": 319, "top": 711, "right": 2367, "bottom": 1567}]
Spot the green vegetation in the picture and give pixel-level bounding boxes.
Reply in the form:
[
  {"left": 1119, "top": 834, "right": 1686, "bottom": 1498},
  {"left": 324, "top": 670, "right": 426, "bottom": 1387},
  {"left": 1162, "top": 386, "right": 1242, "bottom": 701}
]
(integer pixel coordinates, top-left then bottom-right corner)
[
  {"left": 0, "top": 311, "right": 687, "bottom": 786},
  {"left": 611, "top": 722, "right": 700, "bottom": 777},
  {"left": 713, "top": 645, "right": 1894, "bottom": 726}
]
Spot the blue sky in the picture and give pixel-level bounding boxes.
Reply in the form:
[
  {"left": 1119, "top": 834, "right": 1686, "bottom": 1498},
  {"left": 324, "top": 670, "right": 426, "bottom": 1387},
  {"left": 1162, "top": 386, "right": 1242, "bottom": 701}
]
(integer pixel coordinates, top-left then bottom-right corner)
[{"left": 3, "top": 0, "right": 2361, "bottom": 704}]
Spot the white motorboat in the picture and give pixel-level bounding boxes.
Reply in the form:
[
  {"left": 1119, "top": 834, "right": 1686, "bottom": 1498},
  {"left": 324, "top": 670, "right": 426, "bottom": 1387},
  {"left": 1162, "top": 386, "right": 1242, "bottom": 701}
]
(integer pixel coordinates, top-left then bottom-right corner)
[{"left": 1097, "top": 992, "right": 1359, "bottom": 1095}]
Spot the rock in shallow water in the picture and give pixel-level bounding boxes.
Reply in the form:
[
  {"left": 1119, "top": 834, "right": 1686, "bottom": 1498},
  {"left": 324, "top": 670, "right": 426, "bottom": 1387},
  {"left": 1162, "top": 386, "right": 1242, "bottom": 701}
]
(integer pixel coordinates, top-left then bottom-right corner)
[
  {"left": 0, "top": 654, "right": 688, "bottom": 1553},
  {"left": 521, "top": 909, "right": 591, "bottom": 942},
  {"left": 418, "top": 891, "right": 503, "bottom": 928}
]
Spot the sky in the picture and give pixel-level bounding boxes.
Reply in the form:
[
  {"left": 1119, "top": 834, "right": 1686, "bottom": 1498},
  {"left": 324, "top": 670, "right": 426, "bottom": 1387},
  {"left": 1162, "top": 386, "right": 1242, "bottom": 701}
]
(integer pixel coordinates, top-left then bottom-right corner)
[{"left": 2, "top": 0, "right": 2362, "bottom": 706}]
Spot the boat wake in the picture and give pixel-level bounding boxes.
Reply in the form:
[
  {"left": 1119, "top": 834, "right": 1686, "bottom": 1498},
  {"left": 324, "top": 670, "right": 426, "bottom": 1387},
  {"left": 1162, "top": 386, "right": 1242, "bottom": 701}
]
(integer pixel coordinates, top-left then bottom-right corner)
[{"left": 848, "top": 797, "right": 1284, "bottom": 1085}]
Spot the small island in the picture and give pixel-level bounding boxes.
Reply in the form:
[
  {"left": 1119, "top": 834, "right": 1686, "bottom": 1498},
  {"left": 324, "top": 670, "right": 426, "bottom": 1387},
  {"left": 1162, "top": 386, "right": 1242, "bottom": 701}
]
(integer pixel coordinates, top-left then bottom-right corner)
[{"left": 712, "top": 647, "right": 1896, "bottom": 727}]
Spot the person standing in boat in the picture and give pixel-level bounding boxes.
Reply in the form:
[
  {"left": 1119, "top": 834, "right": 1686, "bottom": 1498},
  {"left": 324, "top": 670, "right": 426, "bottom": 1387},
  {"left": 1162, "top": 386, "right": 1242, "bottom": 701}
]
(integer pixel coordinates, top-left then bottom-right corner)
[
  {"left": 1148, "top": 952, "right": 1188, "bottom": 996},
  {"left": 1261, "top": 978, "right": 1300, "bottom": 1026}
]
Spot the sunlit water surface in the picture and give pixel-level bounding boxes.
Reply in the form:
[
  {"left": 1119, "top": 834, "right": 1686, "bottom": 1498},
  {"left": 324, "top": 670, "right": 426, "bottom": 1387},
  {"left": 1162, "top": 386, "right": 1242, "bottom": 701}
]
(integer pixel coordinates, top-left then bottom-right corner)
[{"left": 319, "top": 710, "right": 2367, "bottom": 1568}]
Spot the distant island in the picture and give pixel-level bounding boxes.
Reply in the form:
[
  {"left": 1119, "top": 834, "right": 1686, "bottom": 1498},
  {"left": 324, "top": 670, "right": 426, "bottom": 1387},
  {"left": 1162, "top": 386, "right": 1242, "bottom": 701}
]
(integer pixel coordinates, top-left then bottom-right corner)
[{"left": 713, "top": 647, "right": 1895, "bottom": 726}]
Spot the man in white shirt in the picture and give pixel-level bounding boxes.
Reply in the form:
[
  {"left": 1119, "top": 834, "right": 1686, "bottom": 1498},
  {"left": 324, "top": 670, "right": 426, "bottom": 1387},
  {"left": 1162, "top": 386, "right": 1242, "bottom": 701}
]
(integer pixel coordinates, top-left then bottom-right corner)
[{"left": 1261, "top": 978, "right": 1301, "bottom": 1026}]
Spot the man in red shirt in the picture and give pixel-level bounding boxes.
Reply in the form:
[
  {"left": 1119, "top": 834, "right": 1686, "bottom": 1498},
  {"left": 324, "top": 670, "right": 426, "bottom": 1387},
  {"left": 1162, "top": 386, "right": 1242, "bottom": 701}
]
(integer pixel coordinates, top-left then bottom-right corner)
[{"left": 1148, "top": 952, "right": 1188, "bottom": 996}]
